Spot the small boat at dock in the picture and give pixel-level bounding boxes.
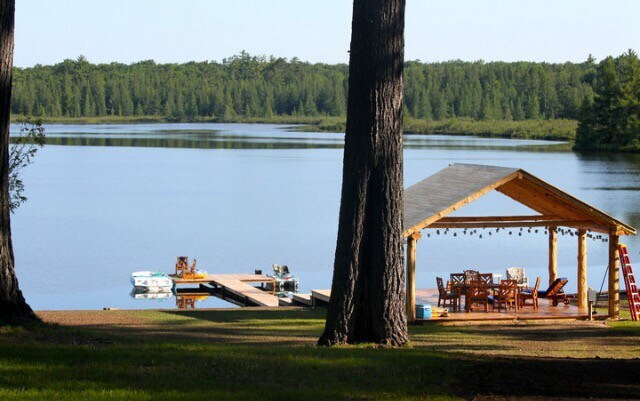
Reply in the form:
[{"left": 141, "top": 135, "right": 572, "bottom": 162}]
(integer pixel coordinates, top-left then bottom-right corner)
[
  {"left": 130, "top": 271, "right": 174, "bottom": 292},
  {"left": 266, "top": 264, "right": 299, "bottom": 293}
]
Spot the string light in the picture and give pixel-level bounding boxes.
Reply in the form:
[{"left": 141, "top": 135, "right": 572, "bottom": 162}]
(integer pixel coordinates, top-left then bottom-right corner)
[{"left": 422, "top": 226, "right": 610, "bottom": 243}]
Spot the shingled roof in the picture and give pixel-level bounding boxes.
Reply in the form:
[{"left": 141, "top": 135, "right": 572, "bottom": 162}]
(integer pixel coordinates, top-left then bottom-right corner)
[{"left": 403, "top": 163, "right": 636, "bottom": 237}]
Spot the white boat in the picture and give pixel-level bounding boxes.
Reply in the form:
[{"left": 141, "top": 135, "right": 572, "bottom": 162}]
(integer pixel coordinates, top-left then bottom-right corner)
[
  {"left": 130, "top": 290, "right": 173, "bottom": 300},
  {"left": 130, "top": 271, "right": 174, "bottom": 292}
]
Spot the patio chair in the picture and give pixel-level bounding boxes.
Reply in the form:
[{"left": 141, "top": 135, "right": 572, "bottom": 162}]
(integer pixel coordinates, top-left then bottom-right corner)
[
  {"left": 450, "top": 273, "right": 466, "bottom": 299},
  {"left": 463, "top": 269, "right": 480, "bottom": 284},
  {"left": 520, "top": 276, "right": 541, "bottom": 309},
  {"left": 506, "top": 267, "right": 529, "bottom": 287},
  {"left": 175, "top": 256, "right": 198, "bottom": 278},
  {"left": 467, "top": 280, "right": 490, "bottom": 312},
  {"left": 492, "top": 279, "right": 518, "bottom": 312},
  {"left": 478, "top": 273, "right": 493, "bottom": 285},
  {"left": 538, "top": 277, "right": 571, "bottom": 306},
  {"left": 436, "top": 277, "right": 460, "bottom": 311},
  {"left": 450, "top": 273, "right": 465, "bottom": 287}
]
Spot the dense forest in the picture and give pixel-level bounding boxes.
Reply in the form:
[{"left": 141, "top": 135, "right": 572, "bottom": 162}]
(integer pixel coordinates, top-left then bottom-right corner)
[
  {"left": 575, "top": 50, "right": 640, "bottom": 151},
  {"left": 11, "top": 52, "right": 595, "bottom": 123}
]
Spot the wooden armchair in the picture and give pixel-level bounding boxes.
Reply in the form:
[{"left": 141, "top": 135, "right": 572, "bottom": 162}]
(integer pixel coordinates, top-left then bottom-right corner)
[
  {"left": 175, "top": 256, "right": 198, "bottom": 279},
  {"left": 506, "top": 267, "right": 529, "bottom": 287},
  {"left": 467, "top": 280, "right": 489, "bottom": 312},
  {"left": 520, "top": 276, "right": 541, "bottom": 309},
  {"left": 463, "top": 269, "right": 480, "bottom": 284},
  {"left": 436, "top": 277, "right": 460, "bottom": 311},
  {"left": 493, "top": 279, "right": 518, "bottom": 312},
  {"left": 478, "top": 273, "right": 493, "bottom": 285},
  {"left": 450, "top": 273, "right": 465, "bottom": 287},
  {"left": 450, "top": 273, "right": 465, "bottom": 298}
]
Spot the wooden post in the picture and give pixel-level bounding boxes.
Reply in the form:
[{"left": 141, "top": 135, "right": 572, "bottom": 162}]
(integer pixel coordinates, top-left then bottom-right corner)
[
  {"left": 577, "top": 229, "right": 587, "bottom": 309},
  {"left": 548, "top": 227, "right": 558, "bottom": 286},
  {"left": 406, "top": 232, "right": 421, "bottom": 323},
  {"left": 608, "top": 233, "right": 620, "bottom": 319}
]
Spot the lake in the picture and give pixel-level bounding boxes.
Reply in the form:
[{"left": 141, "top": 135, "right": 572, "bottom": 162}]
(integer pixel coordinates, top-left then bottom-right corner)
[{"left": 10, "top": 123, "right": 640, "bottom": 310}]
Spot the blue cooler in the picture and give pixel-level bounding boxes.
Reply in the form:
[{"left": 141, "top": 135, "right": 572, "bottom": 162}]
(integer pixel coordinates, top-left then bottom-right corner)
[{"left": 415, "top": 304, "right": 432, "bottom": 319}]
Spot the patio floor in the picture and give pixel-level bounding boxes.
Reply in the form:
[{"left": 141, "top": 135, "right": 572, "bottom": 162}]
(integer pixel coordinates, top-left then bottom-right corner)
[{"left": 415, "top": 289, "right": 591, "bottom": 322}]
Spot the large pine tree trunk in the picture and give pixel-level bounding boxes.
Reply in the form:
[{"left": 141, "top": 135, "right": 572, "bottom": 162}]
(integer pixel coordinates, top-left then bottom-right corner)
[
  {"left": 0, "top": 0, "right": 36, "bottom": 324},
  {"left": 319, "top": 0, "right": 407, "bottom": 346}
]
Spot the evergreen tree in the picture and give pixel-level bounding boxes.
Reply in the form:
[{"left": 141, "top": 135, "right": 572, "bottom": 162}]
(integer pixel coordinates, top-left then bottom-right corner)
[
  {"left": 10, "top": 52, "right": 605, "bottom": 123},
  {"left": 575, "top": 51, "right": 640, "bottom": 151}
]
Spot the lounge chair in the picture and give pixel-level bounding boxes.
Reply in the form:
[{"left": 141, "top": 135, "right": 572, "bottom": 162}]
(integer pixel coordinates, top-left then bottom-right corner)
[{"left": 538, "top": 277, "right": 571, "bottom": 306}]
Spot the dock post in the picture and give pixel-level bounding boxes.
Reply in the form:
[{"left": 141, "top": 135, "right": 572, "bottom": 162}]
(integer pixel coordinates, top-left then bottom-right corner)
[
  {"left": 608, "top": 233, "right": 620, "bottom": 319},
  {"left": 406, "top": 232, "right": 421, "bottom": 323},
  {"left": 577, "top": 229, "right": 587, "bottom": 309},
  {"left": 548, "top": 227, "right": 558, "bottom": 286}
]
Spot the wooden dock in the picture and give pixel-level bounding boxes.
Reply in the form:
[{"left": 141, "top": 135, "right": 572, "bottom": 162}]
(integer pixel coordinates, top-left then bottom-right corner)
[
  {"left": 311, "top": 290, "right": 331, "bottom": 305},
  {"left": 171, "top": 274, "right": 280, "bottom": 307},
  {"left": 170, "top": 272, "right": 335, "bottom": 309},
  {"left": 292, "top": 293, "right": 313, "bottom": 306}
]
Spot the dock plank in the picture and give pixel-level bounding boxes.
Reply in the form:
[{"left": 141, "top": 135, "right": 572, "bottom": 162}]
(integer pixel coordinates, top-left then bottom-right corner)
[
  {"left": 292, "top": 293, "right": 313, "bottom": 306},
  {"left": 278, "top": 297, "right": 294, "bottom": 306},
  {"left": 311, "top": 290, "right": 331, "bottom": 304},
  {"left": 211, "top": 277, "right": 280, "bottom": 307},
  {"left": 171, "top": 273, "right": 279, "bottom": 307}
]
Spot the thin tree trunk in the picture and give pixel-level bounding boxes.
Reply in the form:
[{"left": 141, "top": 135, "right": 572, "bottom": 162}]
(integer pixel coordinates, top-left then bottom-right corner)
[
  {"left": 319, "top": 0, "right": 407, "bottom": 346},
  {"left": 0, "top": 0, "right": 36, "bottom": 324}
]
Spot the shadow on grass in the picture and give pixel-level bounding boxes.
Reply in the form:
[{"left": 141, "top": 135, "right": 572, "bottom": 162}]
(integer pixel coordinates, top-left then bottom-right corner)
[
  {"left": 412, "top": 322, "right": 640, "bottom": 350},
  {"left": 1, "top": 326, "right": 638, "bottom": 400},
  {"left": 158, "top": 307, "right": 327, "bottom": 325},
  {"left": 4, "top": 310, "right": 638, "bottom": 400}
]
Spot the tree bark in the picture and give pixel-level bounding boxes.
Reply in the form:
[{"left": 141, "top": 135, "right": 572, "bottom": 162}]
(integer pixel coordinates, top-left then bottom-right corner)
[
  {"left": 319, "top": 0, "right": 407, "bottom": 346},
  {"left": 0, "top": 0, "right": 36, "bottom": 324}
]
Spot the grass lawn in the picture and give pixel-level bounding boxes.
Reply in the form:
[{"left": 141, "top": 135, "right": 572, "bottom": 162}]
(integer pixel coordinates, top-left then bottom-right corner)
[{"left": 1, "top": 308, "right": 639, "bottom": 400}]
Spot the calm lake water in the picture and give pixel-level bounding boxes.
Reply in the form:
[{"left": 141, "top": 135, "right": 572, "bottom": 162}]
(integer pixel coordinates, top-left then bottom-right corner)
[{"left": 10, "top": 123, "right": 640, "bottom": 310}]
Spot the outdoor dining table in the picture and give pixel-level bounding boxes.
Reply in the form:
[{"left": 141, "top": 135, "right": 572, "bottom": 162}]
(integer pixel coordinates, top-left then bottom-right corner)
[{"left": 453, "top": 282, "right": 527, "bottom": 311}]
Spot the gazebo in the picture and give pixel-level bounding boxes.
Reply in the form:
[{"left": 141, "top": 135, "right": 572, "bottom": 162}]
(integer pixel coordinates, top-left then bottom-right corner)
[{"left": 403, "top": 164, "right": 637, "bottom": 322}]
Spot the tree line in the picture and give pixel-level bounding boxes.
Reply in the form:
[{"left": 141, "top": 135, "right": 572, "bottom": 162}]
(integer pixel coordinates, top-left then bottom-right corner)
[
  {"left": 575, "top": 50, "right": 640, "bottom": 151},
  {"left": 11, "top": 52, "right": 596, "bottom": 122}
]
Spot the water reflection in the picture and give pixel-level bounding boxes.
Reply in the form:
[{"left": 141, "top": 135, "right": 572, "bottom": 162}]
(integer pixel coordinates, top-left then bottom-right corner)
[
  {"left": 129, "top": 289, "right": 173, "bottom": 301},
  {"left": 175, "top": 293, "right": 210, "bottom": 309},
  {"left": 42, "top": 136, "right": 345, "bottom": 150},
  {"left": 40, "top": 132, "right": 569, "bottom": 151},
  {"left": 9, "top": 122, "right": 571, "bottom": 152}
]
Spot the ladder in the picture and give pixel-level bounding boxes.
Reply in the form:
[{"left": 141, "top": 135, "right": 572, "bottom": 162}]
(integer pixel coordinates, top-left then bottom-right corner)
[{"left": 617, "top": 244, "right": 640, "bottom": 321}]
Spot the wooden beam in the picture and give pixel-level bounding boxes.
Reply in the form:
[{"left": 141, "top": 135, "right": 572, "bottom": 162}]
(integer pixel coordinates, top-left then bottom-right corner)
[
  {"left": 577, "top": 229, "right": 587, "bottom": 309},
  {"left": 548, "top": 227, "right": 558, "bottom": 286},
  {"left": 405, "top": 232, "right": 421, "bottom": 323},
  {"left": 426, "top": 220, "right": 609, "bottom": 232},
  {"left": 608, "top": 234, "right": 620, "bottom": 319},
  {"left": 438, "top": 215, "right": 563, "bottom": 223},
  {"left": 517, "top": 171, "right": 637, "bottom": 236}
]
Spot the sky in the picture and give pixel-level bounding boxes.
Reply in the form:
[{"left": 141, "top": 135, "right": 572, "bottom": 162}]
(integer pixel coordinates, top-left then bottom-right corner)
[{"left": 14, "top": 0, "right": 640, "bottom": 67}]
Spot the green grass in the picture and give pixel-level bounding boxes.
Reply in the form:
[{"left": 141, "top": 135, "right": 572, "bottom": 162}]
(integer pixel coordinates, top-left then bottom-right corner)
[
  {"left": 403, "top": 117, "right": 577, "bottom": 141},
  {"left": 1, "top": 308, "right": 639, "bottom": 400}
]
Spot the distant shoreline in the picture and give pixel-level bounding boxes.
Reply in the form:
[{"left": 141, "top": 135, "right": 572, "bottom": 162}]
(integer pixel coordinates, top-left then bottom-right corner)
[{"left": 12, "top": 114, "right": 577, "bottom": 142}]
